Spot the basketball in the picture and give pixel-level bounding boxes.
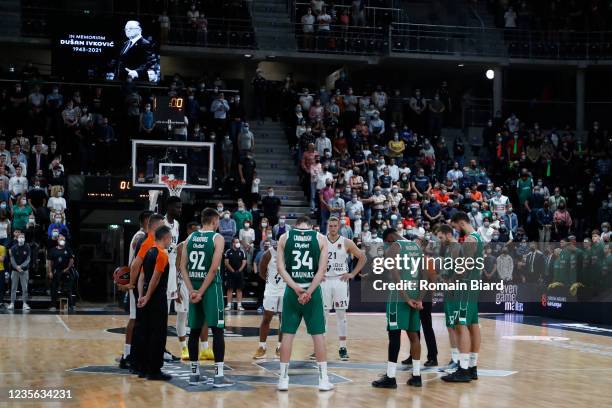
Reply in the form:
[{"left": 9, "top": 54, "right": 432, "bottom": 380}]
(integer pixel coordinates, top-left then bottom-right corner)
[{"left": 113, "top": 266, "right": 131, "bottom": 286}]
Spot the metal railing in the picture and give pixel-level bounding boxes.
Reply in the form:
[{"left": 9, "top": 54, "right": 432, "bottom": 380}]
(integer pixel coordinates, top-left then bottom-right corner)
[
  {"left": 391, "top": 23, "right": 612, "bottom": 60},
  {"left": 294, "top": 23, "right": 388, "bottom": 55},
  {"left": 463, "top": 97, "right": 579, "bottom": 128},
  {"left": 293, "top": 2, "right": 400, "bottom": 28}
]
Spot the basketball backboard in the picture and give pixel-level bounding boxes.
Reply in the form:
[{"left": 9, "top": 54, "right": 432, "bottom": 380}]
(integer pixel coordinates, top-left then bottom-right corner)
[{"left": 131, "top": 139, "right": 214, "bottom": 190}]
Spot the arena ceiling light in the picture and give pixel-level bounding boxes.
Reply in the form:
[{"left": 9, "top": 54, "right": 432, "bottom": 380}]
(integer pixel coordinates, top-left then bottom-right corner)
[
  {"left": 244, "top": 54, "right": 253, "bottom": 59},
  {"left": 485, "top": 69, "right": 495, "bottom": 80}
]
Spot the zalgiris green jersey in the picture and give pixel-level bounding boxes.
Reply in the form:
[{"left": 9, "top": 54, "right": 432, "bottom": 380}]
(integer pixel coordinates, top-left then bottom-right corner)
[{"left": 284, "top": 228, "right": 320, "bottom": 286}]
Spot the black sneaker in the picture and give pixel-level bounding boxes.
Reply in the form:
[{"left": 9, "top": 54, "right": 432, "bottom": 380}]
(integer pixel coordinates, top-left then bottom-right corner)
[
  {"left": 339, "top": 347, "right": 349, "bottom": 361},
  {"left": 372, "top": 374, "right": 397, "bottom": 389},
  {"left": 441, "top": 368, "right": 472, "bottom": 383},
  {"left": 164, "top": 350, "right": 180, "bottom": 362},
  {"left": 424, "top": 358, "right": 438, "bottom": 367},
  {"left": 119, "top": 357, "right": 130, "bottom": 369},
  {"left": 147, "top": 371, "right": 172, "bottom": 381},
  {"left": 407, "top": 375, "right": 422, "bottom": 387},
  {"left": 401, "top": 357, "right": 412, "bottom": 366},
  {"left": 469, "top": 366, "right": 478, "bottom": 380}
]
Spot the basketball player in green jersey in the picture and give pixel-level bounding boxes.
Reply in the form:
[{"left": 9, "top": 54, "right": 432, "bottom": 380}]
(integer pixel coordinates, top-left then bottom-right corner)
[
  {"left": 372, "top": 228, "right": 424, "bottom": 389},
  {"left": 435, "top": 224, "right": 462, "bottom": 372},
  {"left": 275, "top": 216, "right": 334, "bottom": 392},
  {"left": 443, "top": 211, "right": 483, "bottom": 382},
  {"left": 180, "top": 208, "right": 233, "bottom": 388}
]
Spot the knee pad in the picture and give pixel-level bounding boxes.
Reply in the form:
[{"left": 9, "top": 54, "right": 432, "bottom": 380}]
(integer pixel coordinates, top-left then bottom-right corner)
[
  {"left": 335, "top": 309, "right": 348, "bottom": 337},
  {"left": 176, "top": 311, "right": 188, "bottom": 337}
]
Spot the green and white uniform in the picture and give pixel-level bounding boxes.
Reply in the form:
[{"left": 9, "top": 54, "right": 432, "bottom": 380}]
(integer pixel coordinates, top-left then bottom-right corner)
[
  {"left": 186, "top": 230, "right": 225, "bottom": 329},
  {"left": 454, "top": 231, "right": 483, "bottom": 326},
  {"left": 386, "top": 240, "right": 422, "bottom": 332},
  {"left": 442, "top": 242, "right": 461, "bottom": 328},
  {"left": 280, "top": 228, "right": 326, "bottom": 335}
]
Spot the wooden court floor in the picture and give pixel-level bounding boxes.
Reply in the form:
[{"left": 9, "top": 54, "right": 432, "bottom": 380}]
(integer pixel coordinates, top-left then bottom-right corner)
[{"left": 0, "top": 311, "right": 610, "bottom": 407}]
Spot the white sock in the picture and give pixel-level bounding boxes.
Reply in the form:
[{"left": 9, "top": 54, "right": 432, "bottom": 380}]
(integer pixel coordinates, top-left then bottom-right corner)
[
  {"left": 190, "top": 361, "right": 200, "bottom": 375},
  {"left": 386, "top": 362, "right": 397, "bottom": 378},
  {"left": 339, "top": 340, "right": 347, "bottom": 348},
  {"left": 180, "top": 340, "right": 187, "bottom": 349},
  {"left": 459, "top": 353, "right": 469, "bottom": 370},
  {"left": 123, "top": 344, "right": 131, "bottom": 358},
  {"left": 317, "top": 361, "right": 328, "bottom": 381},
  {"left": 215, "top": 362, "right": 224, "bottom": 377},
  {"left": 259, "top": 342, "right": 267, "bottom": 349},
  {"left": 280, "top": 362, "right": 289, "bottom": 379},
  {"left": 201, "top": 341, "right": 208, "bottom": 350},
  {"left": 451, "top": 348, "right": 459, "bottom": 363},
  {"left": 238, "top": 302, "right": 242, "bottom": 307},
  {"left": 276, "top": 343, "right": 281, "bottom": 350},
  {"left": 469, "top": 352, "right": 479, "bottom": 367},
  {"left": 412, "top": 359, "right": 421, "bottom": 376}
]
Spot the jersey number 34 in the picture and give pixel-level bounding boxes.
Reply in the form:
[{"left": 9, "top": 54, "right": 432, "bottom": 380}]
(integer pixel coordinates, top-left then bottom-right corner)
[{"left": 292, "top": 250, "right": 313, "bottom": 270}]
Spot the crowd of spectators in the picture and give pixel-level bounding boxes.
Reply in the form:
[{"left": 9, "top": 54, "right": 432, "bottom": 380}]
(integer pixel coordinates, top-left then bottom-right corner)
[
  {"left": 0, "top": 73, "right": 78, "bottom": 310},
  {"left": 297, "top": 0, "right": 393, "bottom": 52},
  {"left": 277, "top": 69, "right": 611, "bottom": 289},
  {"left": 0, "top": 62, "right": 256, "bottom": 310},
  {"left": 491, "top": 0, "right": 612, "bottom": 32}
]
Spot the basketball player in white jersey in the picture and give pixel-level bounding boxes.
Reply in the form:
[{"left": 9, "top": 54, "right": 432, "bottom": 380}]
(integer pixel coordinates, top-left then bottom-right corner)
[
  {"left": 163, "top": 196, "right": 187, "bottom": 360},
  {"left": 253, "top": 239, "right": 285, "bottom": 359},
  {"left": 321, "top": 216, "right": 366, "bottom": 360},
  {"left": 176, "top": 222, "right": 215, "bottom": 361},
  {"left": 119, "top": 210, "right": 152, "bottom": 369}
]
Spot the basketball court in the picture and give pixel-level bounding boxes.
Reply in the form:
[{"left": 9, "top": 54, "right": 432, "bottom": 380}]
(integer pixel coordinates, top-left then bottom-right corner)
[{"left": 2, "top": 309, "right": 610, "bottom": 407}]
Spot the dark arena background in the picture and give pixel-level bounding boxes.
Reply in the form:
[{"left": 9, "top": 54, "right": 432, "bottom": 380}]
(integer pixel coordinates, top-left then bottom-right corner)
[{"left": 0, "top": 0, "right": 610, "bottom": 406}]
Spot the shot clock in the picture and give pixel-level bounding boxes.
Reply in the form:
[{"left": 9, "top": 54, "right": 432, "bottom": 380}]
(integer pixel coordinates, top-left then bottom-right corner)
[{"left": 152, "top": 96, "right": 185, "bottom": 124}]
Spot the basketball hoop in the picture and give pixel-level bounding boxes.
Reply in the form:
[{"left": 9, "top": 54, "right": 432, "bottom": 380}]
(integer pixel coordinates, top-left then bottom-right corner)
[{"left": 161, "top": 175, "right": 186, "bottom": 197}]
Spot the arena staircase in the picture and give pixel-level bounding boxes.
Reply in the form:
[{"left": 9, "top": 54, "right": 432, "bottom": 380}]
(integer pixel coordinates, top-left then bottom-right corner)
[
  {"left": 250, "top": 0, "right": 296, "bottom": 51},
  {"left": 251, "top": 121, "right": 310, "bottom": 222}
]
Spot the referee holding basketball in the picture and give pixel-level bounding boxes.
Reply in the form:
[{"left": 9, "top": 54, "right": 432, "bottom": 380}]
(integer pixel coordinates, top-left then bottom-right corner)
[{"left": 137, "top": 225, "right": 173, "bottom": 381}]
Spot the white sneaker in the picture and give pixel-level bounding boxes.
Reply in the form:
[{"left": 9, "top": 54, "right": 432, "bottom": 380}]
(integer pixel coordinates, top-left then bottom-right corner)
[
  {"left": 237, "top": 305, "right": 245, "bottom": 311},
  {"left": 22, "top": 303, "right": 30, "bottom": 310},
  {"left": 277, "top": 376, "right": 289, "bottom": 391},
  {"left": 7, "top": 303, "right": 14, "bottom": 310},
  {"left": 318, "top": 379, "right": 334, "bottom": 391},
  {"left": 225, "top": 305, "right": 231, "bottom": 311}
]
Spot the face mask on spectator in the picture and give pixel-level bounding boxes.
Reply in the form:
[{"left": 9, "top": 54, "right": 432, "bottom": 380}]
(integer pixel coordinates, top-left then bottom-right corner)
[
  {"left": 18, "top": 237, "right": 25, "bottom": 245},
  {"left": 224, "top": 213, "right": 230, "bottom": 219},
  {"left": 340, "top": 219, "right": 346, "bottom": 225},
  {"left": 268, "top": 191, "right": 275, "bottom": 197},
  {"left": 21, "top": 199, "right": 27, "bottom": 205},
  {"left": 59, "top": 239, "right": 66, "bottom": 246},
  {"left": 0, "top": 203, "right": 5, "bottom": 209},
  {"left": 484, "top": 221, "right": 490, "bottom": 227},
  {"left": 261, "top": 222, "right": 268, "bottom": 228},
  {"left": 55, "top": 217, "right": 62, "bottom": 223},
  {"left": 266, "top": 233, "right": 273, "bottom": 239},
  {"left": 52, "top": 231, "right": 59, "bottom": 238},
  {"left": 234, "top": 242, "right": 240, "bottom": 249},
  {"left": 217, "top": 206, "right": 224, "bottom": 212},
  {"left": 244, "top": 223, "right": 250, "bottom": 229}
]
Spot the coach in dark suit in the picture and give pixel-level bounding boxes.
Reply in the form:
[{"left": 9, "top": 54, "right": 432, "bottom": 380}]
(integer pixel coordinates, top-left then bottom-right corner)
[
  {"left": 524, "top": 242, "right": 546, "bottom": 283},
  {"left": 28, "top": 144, "right": 48, "bottom": 177},
  {"left": 109, "top": 21, "right": 159, "bottom": 83}
]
